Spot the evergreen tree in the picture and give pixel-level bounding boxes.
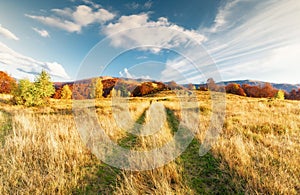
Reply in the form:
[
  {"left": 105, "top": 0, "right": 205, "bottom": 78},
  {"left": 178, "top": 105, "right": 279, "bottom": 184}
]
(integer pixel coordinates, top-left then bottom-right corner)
[{"left": 34, "top": 70, "right": 55, "bottom": 100}]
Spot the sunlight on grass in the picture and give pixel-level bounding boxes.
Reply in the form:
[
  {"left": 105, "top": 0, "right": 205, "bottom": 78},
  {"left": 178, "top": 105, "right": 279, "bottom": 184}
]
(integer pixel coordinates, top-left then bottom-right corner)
[{"left": 0, "top": 91, "right": 299, "bottom": 194}]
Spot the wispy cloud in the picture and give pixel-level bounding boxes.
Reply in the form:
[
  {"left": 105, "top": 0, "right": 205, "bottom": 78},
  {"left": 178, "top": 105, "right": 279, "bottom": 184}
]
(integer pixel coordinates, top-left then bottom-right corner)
[
  {"left": 162, "top": 0, "right": 300, "bottom": 84},
  {"left": 32, "top": 27, "right": 50, "bottom": 37},
  {"left": 26, "top": 4, "right": 115, "bottom": 33},
  {"left": 206, "top": 0, "right": 241, "bottom": 33},
  {"left": 0, "top": 42, "right": 70, "bottom": 80},
  {"left": 136, "top": 56, "right": 148, "bottom": 60},
  {"left": 25, "top": 14, "right": 81, "bottom": 33},
  {"left": 82, "top": 0, "right": 101, "bottom": 9},
  {"left": 125, "top": 1, "right": 153, "bottom": 10},
  {"left": 206, "top": 0, "right": 300, "bottom": 83},
  {"left": 0, "top": 24, "right": 19, "bottom": 40},
  {"left": 126, "top": 2, "right": 140, "bottom": 10},
  {"left": 144, "top": 1, "right": 153, "bottom": 9}
]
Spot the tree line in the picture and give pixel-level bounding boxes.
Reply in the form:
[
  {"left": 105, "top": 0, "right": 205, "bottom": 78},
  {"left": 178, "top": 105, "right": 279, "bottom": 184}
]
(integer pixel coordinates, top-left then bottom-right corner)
[{"left": 1, "top": 71, "right": 300, "bottom": 106}]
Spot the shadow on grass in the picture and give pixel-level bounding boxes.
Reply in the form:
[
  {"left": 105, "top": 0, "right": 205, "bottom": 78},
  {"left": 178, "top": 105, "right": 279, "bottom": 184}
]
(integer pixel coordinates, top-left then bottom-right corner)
[
  {"left": 73, "top": 107, "right": 151, "bottom": 194},
  {"left": 179, "top": 139, "right": 246, "bottom": 194},
  {"left": 117, "top": 107, "right": 148, "bottom": 149},
  {"left": 164, "top": 107, "right": 246, "bottom": 194},
  {"left": 72, "top": 103, "right": 247, "bottom": 194},
  {"left": 0, "top": 109, "right": 13, "bottom": 146},
  {"left": 72, "top": 157, "right": 121, "bottom": 194},
  {"left": 165, "top": 108, "right": 179, "bottom": 134}
]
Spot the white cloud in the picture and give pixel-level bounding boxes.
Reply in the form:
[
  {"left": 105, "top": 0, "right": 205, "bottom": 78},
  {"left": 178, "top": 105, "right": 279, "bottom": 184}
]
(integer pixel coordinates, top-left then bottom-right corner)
[
  {"left": 119, "top": 68, "right": 151, "bottom": 80},
  {"left": 102, "top": 13, "right": 206, "bottom": 53},
  {"left": 32, "top": 27, "right": 50, "bottom": 37},
  {"left": 26, "top": 4, "right": 115, "bottom": 33},
  {"left": 72, "top": 5, "right": 115, "bottom": 26},
  {"left": 119, "top": 68, "right": 131, "bottom": 78},
  {"left": 0, "top": 42, "right": 70, "bottom": 80},
  {"left": 0, "top": 24, "right": 19, "bottom": 40}
]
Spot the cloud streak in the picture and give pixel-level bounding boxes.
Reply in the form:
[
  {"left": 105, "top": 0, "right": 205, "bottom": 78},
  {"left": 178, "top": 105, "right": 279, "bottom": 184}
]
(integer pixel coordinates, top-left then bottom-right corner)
[
  {"left": 206, "top": 0, "right": 300, "bottom": 83},
  {"left": 206, "top": 0, "right": 240, "bottom": 33},
  {"left": 162, "top": 0, "right": 300, "bottom": 84},
  {"left": 0, "top": 24, "right": 19, "bottom": 40},
  {"left": 32, "top": 27, "right": 50, "bottom": 37}
]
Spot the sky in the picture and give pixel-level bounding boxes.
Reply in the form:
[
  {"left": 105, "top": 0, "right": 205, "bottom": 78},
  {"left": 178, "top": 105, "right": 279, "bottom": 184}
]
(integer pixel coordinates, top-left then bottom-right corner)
[{"left": 0, "top": 0, "right": 299, "bottom": 84}]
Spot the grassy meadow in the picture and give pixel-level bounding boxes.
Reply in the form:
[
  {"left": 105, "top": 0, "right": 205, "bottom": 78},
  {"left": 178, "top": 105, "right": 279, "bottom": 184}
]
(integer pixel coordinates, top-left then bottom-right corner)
[{"left": 0, "top": 91, "right": 299, "bottom": 194}]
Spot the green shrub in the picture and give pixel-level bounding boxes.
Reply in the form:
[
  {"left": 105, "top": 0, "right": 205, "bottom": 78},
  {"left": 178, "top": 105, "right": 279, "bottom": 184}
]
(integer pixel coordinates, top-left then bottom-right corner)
[{"left": 12, "top": 71, "right": 55, "bottom": 106}]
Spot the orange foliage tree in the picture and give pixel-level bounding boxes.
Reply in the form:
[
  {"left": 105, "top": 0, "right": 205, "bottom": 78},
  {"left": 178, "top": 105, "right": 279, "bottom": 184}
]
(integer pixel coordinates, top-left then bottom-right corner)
[
  {"left": 0, "top": 71, "right": 16, "bottom": 94},
  {"left": 225, "top": 83, "right": 246, "bottom": 96},
  {"left": 242, "top": 83, "right": 278, "bottom": 98}
]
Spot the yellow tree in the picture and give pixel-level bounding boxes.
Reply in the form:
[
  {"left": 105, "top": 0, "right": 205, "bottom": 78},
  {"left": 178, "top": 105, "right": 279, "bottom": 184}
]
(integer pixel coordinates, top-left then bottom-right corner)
[
  {"left": 94, "top": 78, "right": 103, "bottom": 99},
  {"left": 61, "top": 85, "right": 72, "bottom": 100},
  {"left": 89, "top": 78, "right": 103, "bottom": 99}
]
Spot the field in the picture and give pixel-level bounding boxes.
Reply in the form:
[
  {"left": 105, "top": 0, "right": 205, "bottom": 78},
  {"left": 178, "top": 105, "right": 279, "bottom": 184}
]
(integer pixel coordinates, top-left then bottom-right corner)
[{"left": 0, "top": 91, "right": 299, "bottom": 194}]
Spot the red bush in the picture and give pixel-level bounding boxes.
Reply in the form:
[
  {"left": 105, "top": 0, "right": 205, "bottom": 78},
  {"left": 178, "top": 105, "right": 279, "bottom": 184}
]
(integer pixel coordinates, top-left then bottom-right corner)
[
  {"left": 225, "top": 83, "right": 246, "bottom": 96},
  {"left": 287, "top": 88, "right": 300, "bottom": 100},
  {"left": 242, "top": 83, "right": 277, "bottom": 98},
  {"left": 53, "top": 84, "right": 73, "bottom": 99},
  {"left": 132, "top": 82, "right": 167, "bottom": 97},
  {"left": 260, "top": 83, "right": 277, "bottom": 98}
]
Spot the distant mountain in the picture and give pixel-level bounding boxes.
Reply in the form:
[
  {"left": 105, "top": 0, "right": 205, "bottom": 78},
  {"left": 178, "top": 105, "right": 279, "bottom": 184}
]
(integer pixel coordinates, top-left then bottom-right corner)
[
  {"left": 218, "top": 80, "right": 300, "bottom": 92},
  {"left": 54, "top": 77, "right": 300, "bottom": 93},
  {"left": 192, "top": 80, "right": 299, "bottom": 92}
]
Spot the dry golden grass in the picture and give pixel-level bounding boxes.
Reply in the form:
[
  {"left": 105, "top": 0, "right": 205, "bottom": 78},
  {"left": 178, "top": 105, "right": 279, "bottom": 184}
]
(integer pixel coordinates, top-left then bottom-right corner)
[
  {"left": 0, "top": 111, "right": 92, "bottom": 194},
  {"left": 212, "top": 94, "right": 300, "bottom": 194},
  {"left": 0, "top": 91, "right": 299, "bottom": 194}
]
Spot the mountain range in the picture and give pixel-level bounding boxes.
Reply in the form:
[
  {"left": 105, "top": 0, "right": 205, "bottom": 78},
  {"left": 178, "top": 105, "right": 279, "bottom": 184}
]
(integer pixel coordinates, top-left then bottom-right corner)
[{"left": 55, "top": 77, "right": 300, "bottom": 93}]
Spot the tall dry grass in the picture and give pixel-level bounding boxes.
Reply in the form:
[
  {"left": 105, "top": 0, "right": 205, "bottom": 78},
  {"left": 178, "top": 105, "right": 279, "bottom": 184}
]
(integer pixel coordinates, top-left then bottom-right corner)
[
  {"left": 211, "top": 95, "right": 300, "bottom": 194},
  {"left": 0, "top": 92, "right": 299, "bottom": 194},
  {"left": 0, "top": 111, "right": 93, "bottom": 194}
]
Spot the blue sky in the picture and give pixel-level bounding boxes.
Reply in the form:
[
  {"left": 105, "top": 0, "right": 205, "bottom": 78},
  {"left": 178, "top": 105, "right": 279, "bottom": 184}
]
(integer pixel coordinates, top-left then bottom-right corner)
[{"left": 0, "top": 0, "right": 299, "bottom": 84}]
